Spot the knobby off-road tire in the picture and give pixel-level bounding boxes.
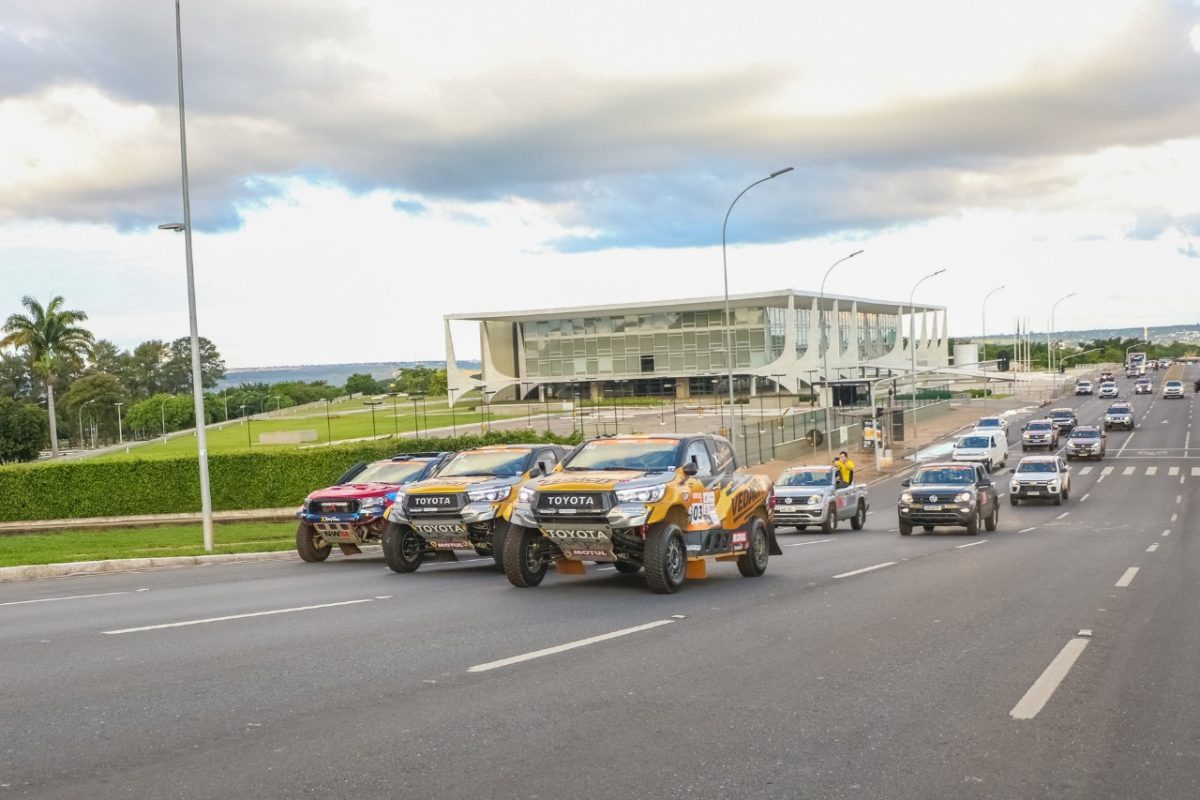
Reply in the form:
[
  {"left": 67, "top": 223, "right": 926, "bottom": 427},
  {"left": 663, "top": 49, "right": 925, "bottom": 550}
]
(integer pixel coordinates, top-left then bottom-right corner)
[
  {"left": 502, "top": 525, "right": 548, "bottom": 588},
  {"left": 644, "top": 522, "right": 687, "bottom": 594},
  {"left": 381, "top": 522, "right": 424, "bottom": 573},
  {"left": 295, "top": 522, "right": 331, "bottom": 562},
  {"left": 985, "top": 503, "right": 998, "bottom": 532},
  {"left": 736, "top": 518, "right": 770, "bottom": 578},
  {"left": 849, "top": 502, "right": 866, "bottom": 531},
  {"left": 613, "top": 561, "right": 641, "bottom": 574},
  {"left": 490, "top": 519, "right": 511, "bottom": 572},
  {"left": 820, "top": 504, "right": 838, "bottom": 534}
]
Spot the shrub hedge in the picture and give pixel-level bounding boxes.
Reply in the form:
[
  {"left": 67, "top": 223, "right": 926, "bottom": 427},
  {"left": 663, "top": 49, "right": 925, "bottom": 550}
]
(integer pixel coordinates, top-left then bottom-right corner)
[{"left": 0, "top": 430, "right": 580, "bottom": 522}]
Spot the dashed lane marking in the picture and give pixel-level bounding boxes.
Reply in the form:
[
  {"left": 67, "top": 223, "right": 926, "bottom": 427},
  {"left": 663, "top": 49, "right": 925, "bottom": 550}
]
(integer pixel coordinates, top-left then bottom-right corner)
[
  {"left": 833, "top": 562, "right": 897, "bottom": 579},
  {"left": 102, "top": 598, "right": 376, "bottom": 635},
  {"left": 468, "top": 619, "right": 675, "bottom": 673},
  {"left": 1055, "top": 512, "right": 1070, "bottom": 519},
  {"left": 1177, "top": 494, "right": 1183, "bottom": 505},
  {"left": 1169, "top": 466, "right": 1181, "bottom": 476},
  {"left": 1146, "top": 466, "right": 1158, "bottom": 476},
  {"left": 1163, "top": 529, "right": 1171, "bottom": 537},
  {"left": 0, "top": 590, "right": 140, "bottom": 608},
  {"left": 785, "top": 538, "right": 834, "bottom": 547},
  {"left": 1079, "top": 466, "right": 1093, "bottom": 475},
  {"left": 1192, "top": 468, "right": 1200, "bottom": 477},
  {"left": 1080, "top": 493, "right": 1090, "bottom": 503},
  {"left": 1122, "top": 466, "right": 1135, "bottom": 476},
  {"left": 1101, "top": 466, "right": 1114, "bottom": 476},
  {"left": 1147, "top": 543, "right": 1159, "bottom": 553},
  {"left": 955, "top": 540, "right": 988, "bottom": 549},
  {"left": 1010, "top": 637, "right": 1091, "bottom": 720},
  {"left": 1115, "top": 567, "right": 1139, "bottom": 588},
  {"left": 1171, "top": 513, "right": 1178, "bottom": 522},
  {"left": 1018, "top": 527, "right": 1038, "bottom": 533}
]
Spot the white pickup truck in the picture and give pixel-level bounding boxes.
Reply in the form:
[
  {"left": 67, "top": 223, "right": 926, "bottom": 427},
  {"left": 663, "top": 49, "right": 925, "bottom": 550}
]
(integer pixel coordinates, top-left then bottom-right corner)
[{"left": 771, "top": 465, "right": 869, "bottom": 533}]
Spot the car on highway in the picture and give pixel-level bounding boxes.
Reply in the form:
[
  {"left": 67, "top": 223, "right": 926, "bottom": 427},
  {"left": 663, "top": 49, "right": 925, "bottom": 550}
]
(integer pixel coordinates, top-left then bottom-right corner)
[
  {"left": 951, "top": 431, "right": 1009, "bottom": 472},
  {"left": 1134, "top": 378, "right": 1153, "bottom": 394},
  {"left": 1065, "top": 426, "right": 1106, "bottom": 460},
  {"left": 505, "top": 433, "right": 778, "bottom": 593},
  {"left": 1009, "top": 455, "right": 1071, "bottom": 505},
  {"left": 1047, "top": 407, "right": 1078, "bottom": 436},
  {"left": 1074, "top": 379, "right": 1093, "bottom": 396},
  {"left": 897, "top": 462, "right": 999, "bottom": 535},
  {"left": 1100, "top": 370, "right": 1114, "bottom": 382},
  {"left": 973, "top": 415, "right": 1009, "bottom": 434},
  {"left": 1163, "top": 380, "right": 1185, "bottom": 399},
  {"left": 1098, "top": 381, "right": 1119, "bottom": 398},
  {"left": 1126, "top": 367, "right": 1141, "bottom": 379},
  {"left": 380, "top": 443, "right": 570, "bottom": 573},
  {"left": 1021, "top": 419, "right": 1059, "bottom": 451},
  {"left": 771, "top": 465, "right": 869, "bottom": 533},
  {"left": 1104, "top": 402, "right": 1135, "bottom": 430},
  {"left": 295, "top": 452, "right": 453, "bottom": 562}
]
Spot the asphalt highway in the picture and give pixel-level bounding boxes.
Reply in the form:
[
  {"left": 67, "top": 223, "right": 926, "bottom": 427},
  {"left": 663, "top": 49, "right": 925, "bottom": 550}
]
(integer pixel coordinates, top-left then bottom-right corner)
[{"left": 1, "top": 367, "right": 1197, "bottom": 799}]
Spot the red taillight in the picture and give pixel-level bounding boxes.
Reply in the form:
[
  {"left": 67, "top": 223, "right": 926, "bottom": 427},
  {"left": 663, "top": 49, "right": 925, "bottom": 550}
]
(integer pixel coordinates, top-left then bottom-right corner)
[{"left": 768, "top": 493, "right": 777, "bottom": 509}]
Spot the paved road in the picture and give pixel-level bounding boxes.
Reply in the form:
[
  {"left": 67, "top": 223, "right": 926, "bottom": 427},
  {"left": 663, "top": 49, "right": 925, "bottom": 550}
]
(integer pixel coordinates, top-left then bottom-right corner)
[{"left": 1, "top": 368, "right": 1196, "bottom": 799}]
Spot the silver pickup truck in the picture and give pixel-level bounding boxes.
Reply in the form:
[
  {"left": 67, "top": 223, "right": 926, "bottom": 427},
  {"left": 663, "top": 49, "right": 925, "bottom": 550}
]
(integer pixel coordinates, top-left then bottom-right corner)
[{"left": 771, "top": 465, "right": 869, "bottom": 533}]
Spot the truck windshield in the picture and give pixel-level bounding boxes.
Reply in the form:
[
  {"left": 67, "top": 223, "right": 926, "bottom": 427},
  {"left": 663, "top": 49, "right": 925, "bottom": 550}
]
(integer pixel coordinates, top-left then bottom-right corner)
[
  {"left": 958, "top": 436, "right": 991, "bottom": 448},
  {"left": 438, "top": 450, "right": 532, "bottom": 478},
  {"left": 1071, "top": 430, "right": 1100, "bottom": 440},
  {"left": 1027, "top": 422, "right": 1052, "bottom": 431},
  {"left": 564, "top": 440, "right": 681, "bottom": 471},
  {"left": 1018, "top": 461, "right": 1057, "bottom": 473},
  {"left": 777, "top": 469, "right": 834, "bottom": 487},
  {"left": 351, "top": 461, "right": 427, "bottom": 484},
  {"left": 977, "top": 419, "right": 1000, "bottom": 428},
  {"left": 911, "top": 467, "right": 975, "bottom": 485}
]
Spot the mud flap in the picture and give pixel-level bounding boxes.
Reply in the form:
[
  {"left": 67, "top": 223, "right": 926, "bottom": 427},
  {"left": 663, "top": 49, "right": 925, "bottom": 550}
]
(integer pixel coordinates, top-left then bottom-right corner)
[
  {"left": 768, "top": 525, "right": 783, "bottom": 556},
  {"left": 554, "top": 560, "right": 587, "bottom": 575},
  {"left": 337, "top": 544, "right": 363, "bottom": 556},
  {"left": 685, "top": 560, "right": 708, "bottom": 580}
]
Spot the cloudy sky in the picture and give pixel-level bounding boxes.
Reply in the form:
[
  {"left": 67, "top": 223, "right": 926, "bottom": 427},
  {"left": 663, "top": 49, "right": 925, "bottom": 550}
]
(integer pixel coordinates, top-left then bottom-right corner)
[{"left": 2, "top": 0, "right": 1199, "bottom": 366}]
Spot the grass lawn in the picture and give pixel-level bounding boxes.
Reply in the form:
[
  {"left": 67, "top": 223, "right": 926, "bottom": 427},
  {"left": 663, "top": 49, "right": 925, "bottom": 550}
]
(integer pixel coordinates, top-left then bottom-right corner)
[
  {"left": 95, "top": 399, "right": 544, "bottom": 461},
  {"left": 0, "top": 521, "right": 301, "bottom": 568}
]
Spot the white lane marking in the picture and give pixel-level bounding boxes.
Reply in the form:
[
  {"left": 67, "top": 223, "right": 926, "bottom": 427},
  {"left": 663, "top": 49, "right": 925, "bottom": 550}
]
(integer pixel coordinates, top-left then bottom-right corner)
[
  {"left": 1122, "top": 466, "right": 1135, "bottom": 476},
  {"left": 1147, "top": 543, "right": 1159, "bottom": 553},
  {"left": 1177, "top": 494, "right": 1183, "bottom": 505},
  {"left": 1080, "top": 493, "right": 1090, "bottom": 503},
  {"left": 1162, "top": 529, "right": 1171, "bottom": 537},
  {"left": 102, "top": 599, "right": 374, "bottom": 635},
  {"left": 833, "top": 561, "right": 897, "bottom": 579},
  {"left": 1115, "top": 567, "right": 1139, "bottom": 588},
  {"left": 1079, "top": 466, "right": 1093, "bottom": 475},
  {"left": 468, "top": 619, "right": 675, "bottom": 673},
  {"left": 1117, "top": 433, "right": 1136, "bottom": 457},
  {"left": 0, "top": 590, "right": 134, "bottom": 608},
  {"left": 1146, "top": 466, "right": 1158, "bottom": 476},
  {"left": 997, "top": 492, "right": 1005, "bottom": 499},
  {"left": 1171, "top": 513, "right": 1178, "bottom": 522},
  {"left": 1169, "top": 466, "right": 1180, "bottom": 476},
  {"left": 424, "top": 557, "right": 492, "bottom": 569},
  {"left": 1192, "top": 468, "right": 1200, "bottom": 477},
  {"left": 955, "top": 540, "right": 988, "bottom": 549},
  {"left": 1056, "top": 512, "right": 1070, "bottom": 519},
  {"left": 887, "top": 528, "right": 899, "bottom": 532},
  {"left": 1100, "top": 466, "right": 1114, "bottom": 476},
  {"left": 1018, "top": 526, "right": 1038, "bottom": 533},
  {"left": 596, "top": 566, "right": 616, "bottom": 572},
  {"left": 785, "top": 538, "right": 834, "bottom": 547},
  {"left": 1010, "top": 637, "right": 1091, "bottom": 720}
]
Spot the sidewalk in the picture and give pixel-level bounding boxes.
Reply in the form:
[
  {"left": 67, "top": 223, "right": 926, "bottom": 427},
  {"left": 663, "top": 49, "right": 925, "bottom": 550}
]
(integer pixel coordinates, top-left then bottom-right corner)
[{"left": 0, "top": 508, "right": 296, "bottom": 535}]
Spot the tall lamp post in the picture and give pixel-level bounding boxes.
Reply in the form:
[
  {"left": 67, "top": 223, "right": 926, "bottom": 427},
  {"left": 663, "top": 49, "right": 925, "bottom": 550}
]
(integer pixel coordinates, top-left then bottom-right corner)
[
  {"left": 1048, "top": 292, "right": 1076, "bottom": 396},
  {"left": 155, "top": 0, "right": 214, "bottom": 552},
  {"left": 447, "top": 388, "right": 458, "bottom": 437},
  {"left": 981, "top": 284, "right": 1005, "bottom": 360},
  {"left": 78, "top": 399, "right": 95, "bottom": 449},
  {"left": 818, "top": 249, "right": 865, "bottom": 402},
  {"left": 114, "top": 402, "right": 124, "bottom": 445},
  {"left": 721, "top": 166, "right": 793, "bottom": 459},
  {"left": 908, "top": 268, "right": 947, "bottom": 441},
  {"left": 159, "top": 397, "right": 169, "bottom": 441}
]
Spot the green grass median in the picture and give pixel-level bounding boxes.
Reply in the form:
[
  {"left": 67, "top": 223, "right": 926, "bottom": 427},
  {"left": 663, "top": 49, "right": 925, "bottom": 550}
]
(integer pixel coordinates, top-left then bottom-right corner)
[{"left": 0, "top": 522, "right": 302, "bottom": 568}]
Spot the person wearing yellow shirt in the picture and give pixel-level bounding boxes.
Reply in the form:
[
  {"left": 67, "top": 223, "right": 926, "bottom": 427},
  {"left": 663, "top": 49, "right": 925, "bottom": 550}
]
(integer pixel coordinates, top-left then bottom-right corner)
[{"left": 836, "top": 451, "right": 855, "bottom": 485}]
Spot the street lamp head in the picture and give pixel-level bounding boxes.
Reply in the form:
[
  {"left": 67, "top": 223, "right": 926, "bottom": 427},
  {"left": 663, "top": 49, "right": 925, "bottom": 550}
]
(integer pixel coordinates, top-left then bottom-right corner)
[
  {"left": 932, "top": 268, "right": 947, "bottom": 277},
  {"left": 157, "top": 222, "right": 185, "bottom": 232},
  {"left": 848, "top": 249, "right": 864, "bottom": 258},
  {"left": 768, "top": 167, "right": 795, "bottom": 179}
]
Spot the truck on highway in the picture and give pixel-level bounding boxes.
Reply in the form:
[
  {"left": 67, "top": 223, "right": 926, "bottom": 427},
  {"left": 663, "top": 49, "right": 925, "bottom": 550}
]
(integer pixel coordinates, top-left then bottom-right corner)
[
  {"left": 504, "top": 433, "right": 778, "bottom": 593},
  {"left": 771, "top": 465, "right": 869, "bottom": 533}
]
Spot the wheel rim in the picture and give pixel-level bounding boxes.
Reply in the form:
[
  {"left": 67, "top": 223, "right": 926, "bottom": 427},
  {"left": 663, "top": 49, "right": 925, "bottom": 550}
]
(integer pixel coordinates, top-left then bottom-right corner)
[
  {"left": 752, "top": 527, "right": 768, "bottom": 568},
  {"left": 524, "top": 535, "right": 542, "bottom": 574},
  {"left": 401, "top": 530, "right": 422, "bottom": 562},
  {"left": 666, "top": 536, "right": 684, "bottom": 582},
  {"left": 856, "top": 506, "right": 864, "bottom": 525}
]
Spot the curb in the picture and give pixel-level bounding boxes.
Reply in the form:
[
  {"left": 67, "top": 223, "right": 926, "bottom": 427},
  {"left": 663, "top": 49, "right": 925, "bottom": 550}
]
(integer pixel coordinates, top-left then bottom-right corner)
[
  {"left": 0, "top": 549, "right": 300, "bottom": 584},
  {"left": 0, "top": 509, "right": 298, "bottom": 535}
]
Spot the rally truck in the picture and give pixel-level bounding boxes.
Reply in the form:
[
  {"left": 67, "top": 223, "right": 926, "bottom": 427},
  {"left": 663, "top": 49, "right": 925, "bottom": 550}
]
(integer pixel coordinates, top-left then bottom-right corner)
[
  {"left": 503, "top": 433, "right": 779, "bottom": 594},
  {"left": 295, "top": 452, "right": 453, "bottom": 562},
  {"left": 771, "top": 464, "right": 869, "bottom": 533},
  {"left": 380, "top": 444, "right": 569, "bottom": 573}
]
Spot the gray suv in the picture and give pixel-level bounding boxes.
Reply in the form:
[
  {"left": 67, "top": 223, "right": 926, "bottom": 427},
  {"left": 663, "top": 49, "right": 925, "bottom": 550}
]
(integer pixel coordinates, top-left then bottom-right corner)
[{"left": 898, "top": 462, "right": 999, "bottom": 536}]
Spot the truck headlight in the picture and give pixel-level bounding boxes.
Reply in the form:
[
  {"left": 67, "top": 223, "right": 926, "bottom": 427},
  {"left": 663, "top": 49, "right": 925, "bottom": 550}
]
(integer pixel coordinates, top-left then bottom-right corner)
[
  {"left": 616, "top": 484, "right": 666, "bottom": 503},
  {"left": 1047, "top": 481, "right": 1059, "bottom": 491},
  {"left": 517, "top": 486, "right": 535, "bottom": 505},
  {"left": 1010, "top": 480, "right": 1021, "bottom": 489},
  {"left": 954, "top": 492, "right": 972, "bottom": 503},
  {"left": 468, "top": 487, "right": 511, "bottom": 504},
  {"left": 900, "top": 492, "right": 913, "bottom": 504},
  {"left": 359, "top": 496, "right": 385, "bottom": 512},
  {"left": 806, "top": 494, "right": 823, "bottom": 505}
]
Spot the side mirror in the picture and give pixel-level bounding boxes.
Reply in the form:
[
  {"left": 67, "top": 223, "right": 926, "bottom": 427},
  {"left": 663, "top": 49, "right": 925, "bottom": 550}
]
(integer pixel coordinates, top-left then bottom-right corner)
[
  {"left": 682, "top": 461, "right": 699, "bottom": 477},
  {"left": 901, "top": 479, "right": 911, "bottom": 488}
]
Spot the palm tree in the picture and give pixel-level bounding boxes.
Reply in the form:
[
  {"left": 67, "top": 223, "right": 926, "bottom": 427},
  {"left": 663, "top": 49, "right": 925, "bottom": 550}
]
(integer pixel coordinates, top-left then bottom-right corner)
[{"left": 1, "top": 296, "right": 95, "bottom": 457}]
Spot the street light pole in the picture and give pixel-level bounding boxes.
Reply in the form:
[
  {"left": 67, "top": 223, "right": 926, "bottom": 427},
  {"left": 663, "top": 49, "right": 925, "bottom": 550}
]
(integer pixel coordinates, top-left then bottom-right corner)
[
  {"left": 447, "top": 388, "right": 458, "bottom": 437},
  {"left": 721, "top": 166, "right": 793, "bottom": 458},
  {"left": 908, "top": 268, "right": 947, "bottom": 442},
  {"left": 981, "top": 284, "right": 1005, "bottom": 360},
  {"left": 78, "top": 400, "right": 94, "bottom": 448},
  {"left": 818, "top": 249, "right": 865, "bottom": 403},
  {"left": 157, "top": 0, "right": 214, "bottom": 552},
  {"left": 1049, "top": 292, "right": 1076, "bottom": 396},
  {"left": 160, "top": 398, "right": 168, "bottom": 441},
  {"left": 114, "top": 402, "right": 124, "bottom": 445}
]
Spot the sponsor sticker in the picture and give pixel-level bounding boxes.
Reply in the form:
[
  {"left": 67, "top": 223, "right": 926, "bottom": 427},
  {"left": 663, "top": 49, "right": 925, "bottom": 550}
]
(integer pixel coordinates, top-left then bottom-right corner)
[
  {"left": 732, "top": 531, "right": 748, "bottom": 549},
  {"left": 431, "top": 540, "right": 470, "bottom": 550}
]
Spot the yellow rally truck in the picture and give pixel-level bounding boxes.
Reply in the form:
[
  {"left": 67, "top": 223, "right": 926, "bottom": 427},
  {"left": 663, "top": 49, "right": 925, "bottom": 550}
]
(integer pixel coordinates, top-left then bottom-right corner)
[
  {"left": 504, "top": 434, "right": 780, "bottom": 593},
  {"left": 380, "top": 444, "right": 569, "bottom": 573}
]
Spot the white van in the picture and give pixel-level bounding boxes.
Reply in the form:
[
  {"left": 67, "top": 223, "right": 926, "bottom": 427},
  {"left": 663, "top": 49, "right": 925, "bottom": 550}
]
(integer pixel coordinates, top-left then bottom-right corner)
[{"left": 951, "top": 430, "right": 1009, "bottom": 472}]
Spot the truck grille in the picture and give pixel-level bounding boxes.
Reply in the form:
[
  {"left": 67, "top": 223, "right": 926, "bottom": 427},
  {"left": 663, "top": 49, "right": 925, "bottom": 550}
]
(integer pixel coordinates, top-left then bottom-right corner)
[
  {"left": 406, "top": 493, "right": 465, "bottom": 515},
  {"left": 535, "top": 491, "right": 612, "bottom": 517},
  {"left": 309, "top": 499, "right": 360, "bottom": 514}
]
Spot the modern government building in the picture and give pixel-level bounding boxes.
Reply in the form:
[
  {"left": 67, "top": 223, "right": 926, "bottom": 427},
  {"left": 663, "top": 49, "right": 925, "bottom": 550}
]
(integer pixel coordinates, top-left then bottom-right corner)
[{"left": 445, "top": 289, "right": 949, "bottom": 405}]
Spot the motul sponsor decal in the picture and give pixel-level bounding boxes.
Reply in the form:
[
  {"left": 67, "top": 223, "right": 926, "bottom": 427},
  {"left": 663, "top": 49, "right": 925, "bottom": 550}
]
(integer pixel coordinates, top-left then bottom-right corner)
[{"left": 430, "top": 540, "right": 470, "bottom": 550}]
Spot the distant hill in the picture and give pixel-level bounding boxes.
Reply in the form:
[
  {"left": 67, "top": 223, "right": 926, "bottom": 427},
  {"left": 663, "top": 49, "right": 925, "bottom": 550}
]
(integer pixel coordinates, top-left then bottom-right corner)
[
  {"left": 216, "top": 360, "right": 480, "bottom": 389},
  {"left": 982, "top": 323, "right": 1200, "bottom": 346}
]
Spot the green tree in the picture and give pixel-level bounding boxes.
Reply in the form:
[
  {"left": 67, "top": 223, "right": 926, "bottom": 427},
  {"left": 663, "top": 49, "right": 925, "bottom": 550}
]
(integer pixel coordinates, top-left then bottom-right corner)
[
  {"left": 345, "top": 373, "right": 383, "bottom": 396},
  {"left": 393, "top": 366, "right": 448, "bottom": 396},
  {"left": 0, "top": 296, "right": 95, "bottom": 457},
  {"left": 60, "top": 373, "right": 130, "bottom": 447},
  {"left": 160, "top": 337, "right": 226, "bottom": 394},
  {"left": 0, "top": 397, "right": 48, "bottom": 463},
  {"left": 126, "top": 393, "right": 196, "bottom": 439},
  {"left": 0, "top": 350, "right": 32, "bottom": 400},
  {"left": 128, "top": 340, "right": 167, "bottom": 397}
]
